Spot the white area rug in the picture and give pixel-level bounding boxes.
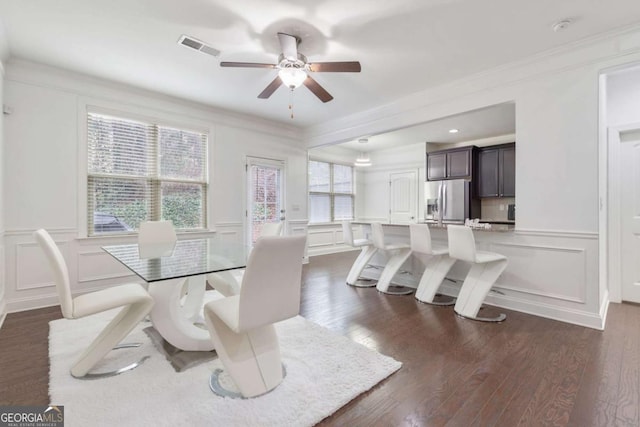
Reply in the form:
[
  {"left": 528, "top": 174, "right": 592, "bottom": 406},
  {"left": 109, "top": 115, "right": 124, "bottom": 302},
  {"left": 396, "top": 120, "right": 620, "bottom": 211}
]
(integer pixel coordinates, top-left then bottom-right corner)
[{"left": 49, "top": 311, "right": 401, "bottom": 427}]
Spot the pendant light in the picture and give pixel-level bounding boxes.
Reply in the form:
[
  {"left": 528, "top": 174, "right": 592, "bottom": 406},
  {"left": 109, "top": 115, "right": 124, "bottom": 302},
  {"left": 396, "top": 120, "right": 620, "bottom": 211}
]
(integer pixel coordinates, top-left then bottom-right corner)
[{"left": 354, "top": 138, "right": 372, "bottom": 167}]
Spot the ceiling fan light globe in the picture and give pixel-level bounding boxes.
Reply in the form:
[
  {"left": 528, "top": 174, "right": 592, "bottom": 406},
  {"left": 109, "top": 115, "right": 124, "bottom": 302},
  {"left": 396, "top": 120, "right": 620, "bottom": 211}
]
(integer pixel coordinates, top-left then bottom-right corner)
[{"left": 278, "top": 68, "right": 307, "bottom": 88}]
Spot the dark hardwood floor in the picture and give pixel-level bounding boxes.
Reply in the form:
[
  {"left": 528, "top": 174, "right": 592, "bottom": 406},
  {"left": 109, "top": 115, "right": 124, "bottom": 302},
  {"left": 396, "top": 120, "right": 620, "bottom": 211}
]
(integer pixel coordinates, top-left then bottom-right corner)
[{"left": 1, "top": 251, "right": 639, "bottom": 426}]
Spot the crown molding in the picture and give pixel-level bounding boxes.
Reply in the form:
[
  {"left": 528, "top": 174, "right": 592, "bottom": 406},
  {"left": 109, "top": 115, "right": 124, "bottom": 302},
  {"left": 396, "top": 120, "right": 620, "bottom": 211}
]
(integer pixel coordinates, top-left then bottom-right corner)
[
  {"left": 304, "top": 23, "right": 640, "bottom": 148},
  {"left": 5, "top": 58, "right": 303, "bottom": 142}
]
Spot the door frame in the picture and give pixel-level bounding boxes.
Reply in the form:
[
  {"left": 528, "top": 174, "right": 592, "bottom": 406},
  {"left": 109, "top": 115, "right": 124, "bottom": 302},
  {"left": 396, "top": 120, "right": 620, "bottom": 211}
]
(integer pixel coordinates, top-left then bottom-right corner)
[
  {"left": 244, "top": 156, "right": 287, "bottom": 247},
  {"left": 607, "top": 123, "right": 640, "bottom": 302}
]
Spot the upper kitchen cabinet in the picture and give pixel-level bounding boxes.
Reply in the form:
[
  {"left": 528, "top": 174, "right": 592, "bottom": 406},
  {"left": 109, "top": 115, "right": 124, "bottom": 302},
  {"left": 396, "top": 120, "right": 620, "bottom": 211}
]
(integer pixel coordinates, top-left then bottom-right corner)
[
  {"left": 477, "top": 143, "right": 515, "bottom": 198},
  {"left": 426, "top": 152, "right": 447, "bottom": 180},
  {"left": 426, "top": 146, "right": 475, "bottom": 181}
]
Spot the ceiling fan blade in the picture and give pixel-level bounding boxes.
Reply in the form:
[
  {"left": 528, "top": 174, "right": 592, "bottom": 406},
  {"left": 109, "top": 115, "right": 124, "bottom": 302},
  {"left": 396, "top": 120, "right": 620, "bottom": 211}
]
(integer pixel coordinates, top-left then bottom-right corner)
[
  {"left": 308, "top": 61, "right": 362, "bottom": 72},
  {"left": 258, "top": 76, "right": 283, "bottom": 99},
  {"left": 303, "top": 76, "right": 334, "bottom": 103},
  {"left": 220, "top": 62, "right": 276, "bottom": 69},
  {"left": 277, "top": 32, "right": 299, "bottom": 60}
]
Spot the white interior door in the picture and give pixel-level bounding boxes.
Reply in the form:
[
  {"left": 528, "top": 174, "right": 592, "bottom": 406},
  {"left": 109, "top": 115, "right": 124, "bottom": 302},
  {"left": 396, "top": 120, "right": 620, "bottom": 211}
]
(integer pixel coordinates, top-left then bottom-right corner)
[
  {"left": 621, "top": 136, "right": 640, "bottom": 302},
  {"left": 247, "top": 157, "right": 285, "bottom": 245},
  {"left": 389, "top": 171, "right": 417, "bottom": 223}
]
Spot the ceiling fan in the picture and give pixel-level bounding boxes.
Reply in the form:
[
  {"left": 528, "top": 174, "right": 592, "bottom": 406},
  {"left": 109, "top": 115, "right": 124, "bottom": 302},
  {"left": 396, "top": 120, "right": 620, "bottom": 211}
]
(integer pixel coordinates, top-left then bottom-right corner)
[{"left": 220, "top": 33, "right": 361, "bottom": 103}]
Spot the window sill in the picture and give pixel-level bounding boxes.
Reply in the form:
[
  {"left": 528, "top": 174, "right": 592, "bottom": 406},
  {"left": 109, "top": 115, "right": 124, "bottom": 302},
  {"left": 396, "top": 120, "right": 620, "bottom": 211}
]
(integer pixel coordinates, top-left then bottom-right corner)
[
  {"left": 308, "top": 222, "right": 352, "bottom": 227},
  {"left": 76, "top": 228, "right": 217, "bottom": 241}
]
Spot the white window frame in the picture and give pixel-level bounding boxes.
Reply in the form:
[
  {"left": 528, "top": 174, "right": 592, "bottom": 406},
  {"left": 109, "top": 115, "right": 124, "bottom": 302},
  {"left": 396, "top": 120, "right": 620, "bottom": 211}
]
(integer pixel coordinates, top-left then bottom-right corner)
[
  {"left": 308, "top": 159, "right": 355, "bottom": 224},
  {"left": 78, "top": 99, "right": 214, "bottom": 238}
]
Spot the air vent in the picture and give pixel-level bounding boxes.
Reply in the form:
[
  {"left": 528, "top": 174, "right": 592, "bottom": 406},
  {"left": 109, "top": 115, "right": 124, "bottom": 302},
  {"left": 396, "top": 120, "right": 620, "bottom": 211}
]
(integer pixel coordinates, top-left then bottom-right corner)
[{"left": 178, "top": 35, "right": 220, "bottom": 57}]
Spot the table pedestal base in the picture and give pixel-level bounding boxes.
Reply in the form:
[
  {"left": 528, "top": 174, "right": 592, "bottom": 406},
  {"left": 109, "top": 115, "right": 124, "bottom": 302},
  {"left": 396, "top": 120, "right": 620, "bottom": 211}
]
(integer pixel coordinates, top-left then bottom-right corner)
[{"left": 148, "top": 276, "right": 222, "bottom": 351}]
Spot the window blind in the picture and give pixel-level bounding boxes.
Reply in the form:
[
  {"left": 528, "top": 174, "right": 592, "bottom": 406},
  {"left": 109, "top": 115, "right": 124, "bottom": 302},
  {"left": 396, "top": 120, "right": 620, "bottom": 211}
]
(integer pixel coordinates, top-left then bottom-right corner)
[
  {"left": 87, "top": 112, "right": 207, "bottom": 235},
  {"left": 308, "top": 160, "right": 354, "bottom": 223}
]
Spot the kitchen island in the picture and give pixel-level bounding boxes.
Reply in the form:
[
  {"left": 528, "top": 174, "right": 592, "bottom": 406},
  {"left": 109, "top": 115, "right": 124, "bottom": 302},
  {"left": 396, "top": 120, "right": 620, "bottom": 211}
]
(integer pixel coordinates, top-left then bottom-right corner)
[{"left": 348, "top": 221, "right": 601, "bottom": 328}]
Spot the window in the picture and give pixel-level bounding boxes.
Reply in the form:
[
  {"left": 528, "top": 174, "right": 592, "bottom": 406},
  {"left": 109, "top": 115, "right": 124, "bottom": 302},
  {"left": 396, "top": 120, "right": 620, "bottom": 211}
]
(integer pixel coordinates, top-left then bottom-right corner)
[
  {"left": 308, "top": 160, "right": 354, "bottom": 223},
  {"left": 87, "top": 112, "right": 208, "bottom": 235}
]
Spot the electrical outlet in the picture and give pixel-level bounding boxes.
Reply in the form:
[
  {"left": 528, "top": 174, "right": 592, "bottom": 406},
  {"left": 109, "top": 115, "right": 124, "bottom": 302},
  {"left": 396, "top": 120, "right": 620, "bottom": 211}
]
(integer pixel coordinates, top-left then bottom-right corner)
[{"left": 499, "top": 204, "right": 505, "bottom": 211}]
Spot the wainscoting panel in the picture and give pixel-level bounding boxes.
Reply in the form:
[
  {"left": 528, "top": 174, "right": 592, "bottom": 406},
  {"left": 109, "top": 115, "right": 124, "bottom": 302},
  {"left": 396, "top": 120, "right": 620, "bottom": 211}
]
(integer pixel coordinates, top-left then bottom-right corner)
[
  {"left": 490, "top": 242, "right": 587, "bottom": 303},
  {"left": 307, "top": 223, "right": 363, "bottom": 257},
  {"left": 315, "top": 223, "right": 604, "bottom": 329},
  {"left": 16, "top": 240, "right": 70, "bottom": 291},
  {"left": 77, "top": 250, "right": 136, "bottom": 284}
]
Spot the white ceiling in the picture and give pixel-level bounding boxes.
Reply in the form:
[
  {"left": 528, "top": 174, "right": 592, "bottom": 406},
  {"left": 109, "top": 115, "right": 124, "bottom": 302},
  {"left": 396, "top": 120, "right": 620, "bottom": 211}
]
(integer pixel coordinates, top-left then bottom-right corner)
[
  {"left": 341, "top": 102, "right": 515, "bottom": 151},
  {"left": 1, "top": 0, "right": 639, "bottom": 127}
]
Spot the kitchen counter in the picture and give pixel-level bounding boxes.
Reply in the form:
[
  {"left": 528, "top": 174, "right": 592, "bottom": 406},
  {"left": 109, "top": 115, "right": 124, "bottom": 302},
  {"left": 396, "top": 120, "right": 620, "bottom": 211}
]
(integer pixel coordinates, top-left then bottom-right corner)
[{"left": 352, "top": 221, "right": 515, "bottom": 232}]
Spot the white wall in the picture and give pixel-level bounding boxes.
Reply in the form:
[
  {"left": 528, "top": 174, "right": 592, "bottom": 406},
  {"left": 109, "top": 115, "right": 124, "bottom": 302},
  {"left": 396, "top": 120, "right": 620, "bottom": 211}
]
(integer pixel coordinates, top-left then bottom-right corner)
[
  {"left": 3, "top": 60, "right": 307, "bottom": 312},
  {"left": 361, "top": 143, "right": 425, "bottom": 221},
  {"left": 302, "top": 27, "right": 640, "bottom": 328},
  {"left": 0, "top": 22, "right": 6, "bottom": 326},
  {"left": 0, "top": 61, "right": 5, "bottom": 325}
]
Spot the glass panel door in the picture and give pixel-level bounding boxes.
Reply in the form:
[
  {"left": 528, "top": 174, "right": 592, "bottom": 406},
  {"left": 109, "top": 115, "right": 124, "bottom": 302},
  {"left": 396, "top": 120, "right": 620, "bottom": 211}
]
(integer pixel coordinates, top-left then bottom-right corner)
[{"left": 247, "top": 157, "right": 285, "bottom": 245}]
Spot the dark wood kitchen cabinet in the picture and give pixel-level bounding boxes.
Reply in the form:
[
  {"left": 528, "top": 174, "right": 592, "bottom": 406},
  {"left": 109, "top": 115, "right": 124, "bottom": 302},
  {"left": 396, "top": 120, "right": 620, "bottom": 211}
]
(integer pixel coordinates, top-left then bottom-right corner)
[
  {"left": 426, "top": 152, "right": 447, "bottom": 180},
  {"left": 426, "top": 146, "right": 475, "bottom": 181},
  {"left": 477, "top": 143, "right": 515, "bottom": 198}
]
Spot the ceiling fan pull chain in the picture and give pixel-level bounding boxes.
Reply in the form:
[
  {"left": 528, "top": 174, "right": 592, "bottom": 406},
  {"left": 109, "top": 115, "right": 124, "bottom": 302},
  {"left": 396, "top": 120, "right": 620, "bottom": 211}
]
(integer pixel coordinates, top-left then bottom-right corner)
[{"left": 289, "top": 88, "right": 294, "bottom": 119}]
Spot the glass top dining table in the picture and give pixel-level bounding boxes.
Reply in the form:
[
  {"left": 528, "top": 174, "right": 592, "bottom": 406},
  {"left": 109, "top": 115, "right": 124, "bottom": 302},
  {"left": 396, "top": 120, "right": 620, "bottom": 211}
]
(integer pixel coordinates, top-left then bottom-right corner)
[{"left": 102, "top": 237, "right": 250, "bottom": 283}]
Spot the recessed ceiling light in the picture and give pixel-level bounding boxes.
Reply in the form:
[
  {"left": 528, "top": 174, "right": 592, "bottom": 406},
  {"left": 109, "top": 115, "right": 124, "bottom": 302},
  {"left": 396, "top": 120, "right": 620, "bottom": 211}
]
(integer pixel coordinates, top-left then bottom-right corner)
[{"left": 448, "top": 129, "right": 459, "bottom": 134}]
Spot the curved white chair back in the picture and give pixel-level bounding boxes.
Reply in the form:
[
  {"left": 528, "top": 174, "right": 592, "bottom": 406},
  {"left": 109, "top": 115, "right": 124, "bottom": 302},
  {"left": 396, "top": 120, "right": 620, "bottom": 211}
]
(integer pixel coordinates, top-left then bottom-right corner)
[
  {"left": 342, "top": 221, "right": 355, "bottom": 246},
  {"left": 238, "top": 235, "right": 306, "bottom": 331},
  {"left": 371, "top": 222, "right": 386, "bottom": 249},
  {"left": 447, "top": 225, "right": 477, "bottom": 263},
  {"left": 409, "top": 224, "right": 433, "bottom": 254},
  {"left": 139, "top": 220, "right": 177, "bottom": 245},
  {"left": 34, "top": 229, "right": 74, "bottom": 318},
  {"left": 260, "top": 222, "right": 283, "bottom": 237},
  {"left": 138, "top": 221, "right": 177, "bottom": 258}
]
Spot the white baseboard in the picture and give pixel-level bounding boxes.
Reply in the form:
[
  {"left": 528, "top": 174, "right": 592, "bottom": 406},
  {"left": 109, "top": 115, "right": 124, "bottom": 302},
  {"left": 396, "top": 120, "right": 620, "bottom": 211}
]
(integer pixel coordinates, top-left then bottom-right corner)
[
  {"left": 598, "top": 289, "right": 610, "bottom": 330},
  {"left": 6, "top": 281, "right": 125, "bottom": 314},
  {"left": 6, "top": 293, "right": 61, "bottom": 314},
  {"left": 308, "top": 246, "right": 359, "bottom": 258},
  {"left": 0, "top": 300, "right": 6, "bottom": 330},
  {"left": 439, "top": 282, "right": 606, "bottom": 330}
]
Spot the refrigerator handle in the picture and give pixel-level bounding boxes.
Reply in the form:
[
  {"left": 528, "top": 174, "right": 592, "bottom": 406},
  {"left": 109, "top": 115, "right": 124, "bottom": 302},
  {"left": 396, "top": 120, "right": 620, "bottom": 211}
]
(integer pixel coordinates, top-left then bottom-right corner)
[
  {"left": 438, "top": 182, "right": 443, "bottom": 213},
  {"left": 443, "top": 183, "right": 447, "bottom": 217}
]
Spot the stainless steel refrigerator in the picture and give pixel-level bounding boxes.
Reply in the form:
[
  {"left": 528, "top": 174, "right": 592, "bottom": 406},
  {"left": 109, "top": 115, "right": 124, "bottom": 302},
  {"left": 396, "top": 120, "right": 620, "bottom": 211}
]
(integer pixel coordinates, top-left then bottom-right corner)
[{"left": 424, "top": 179, "right": 469, "bottom": 223}]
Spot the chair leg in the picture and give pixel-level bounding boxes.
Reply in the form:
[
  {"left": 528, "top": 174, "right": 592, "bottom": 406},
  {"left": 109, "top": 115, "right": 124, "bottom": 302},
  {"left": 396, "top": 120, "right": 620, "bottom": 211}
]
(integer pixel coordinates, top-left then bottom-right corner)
[
  {"left": 454, "top": 259, "right": 508, "bottom": 322},
  {"left": 376, "top": 248, "right": 413, "bottom": 295},
  {"left": 204, "top": 308, "right": 283, "bottom": 398},
  {"left": 70, "top": 297, "right": 154, "bottom": 378},
  {"left": 415, "top": 255, "right": 457, "bottom": 305},
  {"left": 346, "top": 245, "right": 377, "bottom": 287}
]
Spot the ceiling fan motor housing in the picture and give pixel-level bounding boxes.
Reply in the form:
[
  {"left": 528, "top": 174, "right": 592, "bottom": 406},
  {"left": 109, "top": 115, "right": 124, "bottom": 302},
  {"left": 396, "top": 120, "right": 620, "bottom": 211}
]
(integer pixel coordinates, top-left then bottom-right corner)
[{"left": 277, "top": 53, "right": 309, "bottom": 71}]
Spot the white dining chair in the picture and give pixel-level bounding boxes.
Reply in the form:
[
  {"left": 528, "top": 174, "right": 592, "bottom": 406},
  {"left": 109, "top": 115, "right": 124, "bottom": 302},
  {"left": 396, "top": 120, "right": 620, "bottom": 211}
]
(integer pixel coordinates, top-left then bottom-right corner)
[
  {"left": 342, "top": 221, "right": 377, "bottom": 287},
  {"left": 138, "top": 220, "right": 177, "bottom": 258},
  {"left": 259, "top": 221, "right": 283, "bottom": 237},
  {"left": 138, "top": 220, "right": 207, "bottom": 322},
  {"left": 447, "top": 225, "right": 508, "bottom": 322},
  {"left": 204, "top": 235, "right": 306, "bottom": 398},
  {"left": 371, "top": 222, "right": 414, "bottom": 295},
  {"left": 207, "top": 221, "right": 283, "bottom": 297},
  {"left": 409, "top": 224, "right": 456, "bottom": 305},
  {"left": 34, "top": 229, "right": 154, "bottom": 378}
]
